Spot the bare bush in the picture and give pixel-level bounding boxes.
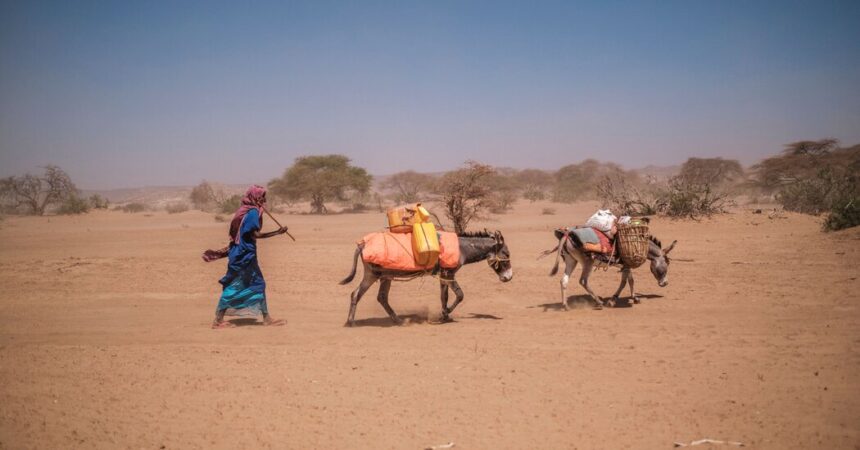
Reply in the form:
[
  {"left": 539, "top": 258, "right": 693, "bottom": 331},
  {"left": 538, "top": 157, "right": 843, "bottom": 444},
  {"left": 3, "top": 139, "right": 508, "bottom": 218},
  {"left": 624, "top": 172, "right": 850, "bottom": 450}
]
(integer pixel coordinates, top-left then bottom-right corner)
[
  {"left": 434, "top": 161, "right": 495, "bottom": 233},
  {"left": 596, "top": 174, "right": 666, "bottom": 216},
  {"left": 652, "top": 157, "right": 742, "bottom": 219},
  {"left": 664, "top": 176, "right": 733, "bottom": 218}
]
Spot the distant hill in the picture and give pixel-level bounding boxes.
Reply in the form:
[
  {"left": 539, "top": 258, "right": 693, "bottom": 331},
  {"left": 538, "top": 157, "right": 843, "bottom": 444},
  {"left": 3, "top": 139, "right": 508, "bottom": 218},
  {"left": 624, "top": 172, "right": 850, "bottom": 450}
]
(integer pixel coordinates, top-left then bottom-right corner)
[{"left": 81, "top": 184, "right": 247, "bottom": 208}]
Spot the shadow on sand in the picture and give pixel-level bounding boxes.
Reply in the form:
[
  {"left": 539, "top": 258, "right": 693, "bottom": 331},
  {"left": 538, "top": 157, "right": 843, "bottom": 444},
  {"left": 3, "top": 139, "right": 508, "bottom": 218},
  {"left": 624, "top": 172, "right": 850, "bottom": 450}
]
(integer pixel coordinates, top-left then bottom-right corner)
[
  {"left": 462, "top": 313, "right": 503, "bottom": 320},
  {"left": 347, "top": 313, "right": 428, "bottom": 328},
  {"left": 348, "top": 311, "right": 502, "bottom": 327},
  {"left": 529, "top": 293, "right": 664, "bottom": 312},
  {"left": 226, "top": 318, "right": 266, "bottom": 326}
]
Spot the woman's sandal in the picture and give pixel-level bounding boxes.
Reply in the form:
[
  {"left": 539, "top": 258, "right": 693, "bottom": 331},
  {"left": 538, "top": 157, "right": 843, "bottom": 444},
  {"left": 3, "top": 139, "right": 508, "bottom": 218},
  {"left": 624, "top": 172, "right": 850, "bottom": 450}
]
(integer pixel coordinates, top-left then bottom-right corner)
[{"left": 263, "top": 318, "right": 286, "bottom": 326}]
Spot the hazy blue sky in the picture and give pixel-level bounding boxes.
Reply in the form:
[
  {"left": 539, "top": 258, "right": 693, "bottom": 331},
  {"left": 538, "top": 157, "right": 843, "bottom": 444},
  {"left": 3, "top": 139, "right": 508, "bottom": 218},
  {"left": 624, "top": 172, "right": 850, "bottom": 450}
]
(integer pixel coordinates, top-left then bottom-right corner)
[{"left": 1, "top": 0, "right": 859, "bottom": 189}]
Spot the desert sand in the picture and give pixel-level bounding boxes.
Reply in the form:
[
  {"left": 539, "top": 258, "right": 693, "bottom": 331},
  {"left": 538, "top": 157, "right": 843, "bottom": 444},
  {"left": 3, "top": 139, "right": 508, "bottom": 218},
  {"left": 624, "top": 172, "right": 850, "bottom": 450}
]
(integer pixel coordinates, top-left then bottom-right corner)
[{"left": 0, "top": 201, "right": 858, "bottom": 449}]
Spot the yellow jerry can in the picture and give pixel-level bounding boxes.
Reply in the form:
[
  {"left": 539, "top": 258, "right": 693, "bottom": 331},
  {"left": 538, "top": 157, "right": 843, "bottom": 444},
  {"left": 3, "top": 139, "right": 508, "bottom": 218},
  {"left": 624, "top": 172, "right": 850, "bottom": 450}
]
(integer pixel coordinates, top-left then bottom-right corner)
[
  {"left": 411, "top": 222, "right": 440, "bottom": 267},
  {"left": 387, "top": 203, "right": 431, "bottom": 233}
]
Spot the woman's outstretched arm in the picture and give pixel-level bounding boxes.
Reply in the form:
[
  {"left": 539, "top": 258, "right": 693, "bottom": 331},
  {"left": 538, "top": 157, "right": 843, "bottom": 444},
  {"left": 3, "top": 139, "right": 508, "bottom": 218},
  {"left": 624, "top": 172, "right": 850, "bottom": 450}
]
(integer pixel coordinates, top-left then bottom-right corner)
[{"left": 253, "top": 226, "right": 288, "bottom": 239}]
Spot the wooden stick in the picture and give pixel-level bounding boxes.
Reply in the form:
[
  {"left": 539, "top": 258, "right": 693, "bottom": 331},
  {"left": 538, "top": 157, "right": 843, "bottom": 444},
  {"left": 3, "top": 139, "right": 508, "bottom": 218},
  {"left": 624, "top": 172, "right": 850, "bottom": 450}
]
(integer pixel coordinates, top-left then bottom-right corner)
[{"left": 261, "top": 206, "right": 296, "bottom": 241}]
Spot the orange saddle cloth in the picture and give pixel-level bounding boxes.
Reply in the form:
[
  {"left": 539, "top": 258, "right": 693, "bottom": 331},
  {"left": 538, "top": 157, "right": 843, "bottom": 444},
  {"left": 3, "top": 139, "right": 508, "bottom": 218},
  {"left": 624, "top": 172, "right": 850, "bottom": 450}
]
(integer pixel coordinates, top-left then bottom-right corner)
[{"left": 360, "top": 231, "right": 461, "bottom": 271}]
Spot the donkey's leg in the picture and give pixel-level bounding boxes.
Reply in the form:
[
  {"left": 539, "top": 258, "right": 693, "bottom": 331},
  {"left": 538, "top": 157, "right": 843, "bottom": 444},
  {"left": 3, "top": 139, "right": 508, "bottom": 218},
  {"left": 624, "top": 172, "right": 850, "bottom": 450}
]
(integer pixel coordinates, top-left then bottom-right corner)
[
  {"left": 445, "top": 281, "right": 466, "bottom": 315},
  {"left": 439, "top": 282, "right": 452, "bottom": 322},
  {"left": 376, "top": 279, "right": 401, "bottom": 325},
  {"left": 345, "top": 270, "right": 377, "bottom": 327},
  {"left": 560, "top": 256, "right": 577, "bottom": 311},
  {"left": 628, "top": 271, "right": 640, "bottom": 304},
  {"left": 578, "top": 260, "right": 604, "bottom": 309},
  {"left": 612, "top": 268, "right": 630, "bottom": 306}
]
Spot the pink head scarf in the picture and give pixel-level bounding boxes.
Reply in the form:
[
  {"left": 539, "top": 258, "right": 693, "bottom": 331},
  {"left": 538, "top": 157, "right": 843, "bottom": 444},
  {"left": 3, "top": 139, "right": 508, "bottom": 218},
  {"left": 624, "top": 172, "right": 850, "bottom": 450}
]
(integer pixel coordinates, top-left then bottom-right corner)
[{"left": 229, "top": 185, "right": 267, "bottom": 244}]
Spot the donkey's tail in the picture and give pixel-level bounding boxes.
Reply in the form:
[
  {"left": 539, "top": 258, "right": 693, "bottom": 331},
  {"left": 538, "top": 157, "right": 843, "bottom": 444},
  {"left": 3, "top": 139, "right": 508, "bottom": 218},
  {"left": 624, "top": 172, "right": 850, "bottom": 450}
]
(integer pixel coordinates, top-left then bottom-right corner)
[
  {"left": 339, "top": 245, "right": 363, "bottom": 285},
  {"left": 547, "top": 232, "right": 568, "bottom": 277}
]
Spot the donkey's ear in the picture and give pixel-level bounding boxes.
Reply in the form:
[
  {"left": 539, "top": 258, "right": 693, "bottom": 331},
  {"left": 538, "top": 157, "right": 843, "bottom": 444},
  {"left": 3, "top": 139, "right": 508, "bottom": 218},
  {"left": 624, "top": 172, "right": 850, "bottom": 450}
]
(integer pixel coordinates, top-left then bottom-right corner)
[
  {"left": 495, "top": 230, "right": 505, "bottom": 244},
  {"left": 664, "top": 240, "right": 677, "bottom": 255}
]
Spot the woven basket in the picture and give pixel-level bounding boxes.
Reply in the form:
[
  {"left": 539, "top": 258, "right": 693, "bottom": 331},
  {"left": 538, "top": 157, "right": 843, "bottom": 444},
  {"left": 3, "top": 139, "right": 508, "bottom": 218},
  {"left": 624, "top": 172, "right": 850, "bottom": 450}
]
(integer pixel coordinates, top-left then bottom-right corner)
[{"left": 617, "top": 223, "right": 650, "bottom": 268}]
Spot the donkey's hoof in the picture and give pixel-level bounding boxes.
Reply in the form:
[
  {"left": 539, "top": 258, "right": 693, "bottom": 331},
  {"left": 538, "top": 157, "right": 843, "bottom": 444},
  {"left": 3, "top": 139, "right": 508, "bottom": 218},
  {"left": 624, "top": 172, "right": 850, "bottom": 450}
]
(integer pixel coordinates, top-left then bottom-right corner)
[
  {"left": 633, "top": 297, "right": 641, "bottom": 304},
  {"left": 607, "top": 298, "right": 618, "bottom": 308},
  {"left": 344, "top": 321, "right": 355, "bottom": 328}
]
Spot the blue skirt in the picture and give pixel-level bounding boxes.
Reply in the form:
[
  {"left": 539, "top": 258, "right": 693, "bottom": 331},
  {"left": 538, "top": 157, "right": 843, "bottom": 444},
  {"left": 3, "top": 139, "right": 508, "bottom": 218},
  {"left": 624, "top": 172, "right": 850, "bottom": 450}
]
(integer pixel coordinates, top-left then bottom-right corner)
[{"left": 217, "top": 270, "right": 268, "bottom": 317}]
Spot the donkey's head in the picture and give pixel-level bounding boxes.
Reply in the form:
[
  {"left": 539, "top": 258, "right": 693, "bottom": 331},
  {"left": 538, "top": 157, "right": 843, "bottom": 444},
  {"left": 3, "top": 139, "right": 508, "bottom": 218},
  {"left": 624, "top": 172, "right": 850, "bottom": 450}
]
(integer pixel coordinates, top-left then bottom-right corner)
[
  {"left": 647, "top": 237, "right": 677, "bottom": 287},
  {"left": 487, "top": 230, "right": 513, "bottom": 282}
]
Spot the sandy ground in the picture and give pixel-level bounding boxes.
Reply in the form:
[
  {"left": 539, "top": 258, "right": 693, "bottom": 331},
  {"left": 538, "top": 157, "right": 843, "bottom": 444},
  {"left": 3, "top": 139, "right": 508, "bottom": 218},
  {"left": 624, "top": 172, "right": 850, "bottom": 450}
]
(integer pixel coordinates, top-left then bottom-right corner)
[{"left": 0, "top": 201, "right": 858, "bottom": 449}]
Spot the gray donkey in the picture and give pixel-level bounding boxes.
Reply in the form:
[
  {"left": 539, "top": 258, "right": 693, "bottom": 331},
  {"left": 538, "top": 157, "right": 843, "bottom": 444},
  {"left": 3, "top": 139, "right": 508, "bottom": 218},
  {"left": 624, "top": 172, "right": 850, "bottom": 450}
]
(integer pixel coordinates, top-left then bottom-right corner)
[
  {"left": 544, "top": 230, "right": 676, "bottom": 310},
  {"left": 340, "top": 230, "right": 512, "bottom": 326}
]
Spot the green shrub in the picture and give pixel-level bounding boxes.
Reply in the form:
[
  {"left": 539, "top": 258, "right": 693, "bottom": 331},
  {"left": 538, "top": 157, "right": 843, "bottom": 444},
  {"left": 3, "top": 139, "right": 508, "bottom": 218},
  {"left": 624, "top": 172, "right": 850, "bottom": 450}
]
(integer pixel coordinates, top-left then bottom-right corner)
[
  {"left": 775, "top": 169, "right": 833, "bottom": 215},
  {"left": 523, "top": 187, "right": 546, "bottom": 202},
  {"left": 663, "top": 178, "right": 732, "bottom": 218},
  {"left": 57, "top": 195, "right": 90, "bottom": 215},
  {"left": 88, "top": 194, "right": 109, "bottom": 209},
  {"left": 822, "top": 172, "right": 859, "bottom": 231},
  {"left": 823, "top": 197, "right": 859, "bottom": 231},
  {"left": 219, "top": 195, "right": 241, "bottom": 214}
]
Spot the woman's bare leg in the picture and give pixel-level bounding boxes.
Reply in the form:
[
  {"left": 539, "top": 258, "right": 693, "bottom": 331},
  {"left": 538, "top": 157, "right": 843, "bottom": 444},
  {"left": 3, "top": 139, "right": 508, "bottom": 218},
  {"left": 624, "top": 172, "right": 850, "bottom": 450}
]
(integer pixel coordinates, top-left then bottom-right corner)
[{"left": 212, "top": 309, "right": 235, "bottom": 329}]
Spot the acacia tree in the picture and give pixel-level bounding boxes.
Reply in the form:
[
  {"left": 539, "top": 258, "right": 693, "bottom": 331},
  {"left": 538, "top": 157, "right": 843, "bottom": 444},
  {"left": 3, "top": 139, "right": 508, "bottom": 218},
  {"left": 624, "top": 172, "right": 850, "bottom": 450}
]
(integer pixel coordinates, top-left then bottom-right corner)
[
  {"left": 382, "top": 170, "right": 435, "bottom": 204},
  {"left": 434, "top": 161, "right": 495, "bottom": 233},
  {"left": 0, "top": 165, "right": 78, "bottom": 215},
  {"left": 753, "top": 139, "right": 843, "bottom": 190},
  {"left": 269, "top": 155, "right": 372, "bottom": 214},
  {"left": 676, "top": 157, "right": 744, "bottom": 187}
]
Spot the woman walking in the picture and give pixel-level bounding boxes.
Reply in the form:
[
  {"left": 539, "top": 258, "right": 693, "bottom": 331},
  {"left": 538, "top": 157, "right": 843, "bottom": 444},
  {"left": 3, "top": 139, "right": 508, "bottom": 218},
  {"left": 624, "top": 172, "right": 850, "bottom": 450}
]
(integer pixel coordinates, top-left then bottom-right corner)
[{"left": 212, "top": 185, "right": 288, "bottom": 329}]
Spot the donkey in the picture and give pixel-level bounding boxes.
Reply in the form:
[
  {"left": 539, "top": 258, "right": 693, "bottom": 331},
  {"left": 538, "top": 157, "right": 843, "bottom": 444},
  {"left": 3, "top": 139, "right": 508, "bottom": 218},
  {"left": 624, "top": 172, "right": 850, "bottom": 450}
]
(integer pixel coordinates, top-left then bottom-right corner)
[
  {"left": 340, "top": 230, "right": 512, "bottom": 326},
  {"left": 545, "top": 232, "right": 676, "bottom": 310}
]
